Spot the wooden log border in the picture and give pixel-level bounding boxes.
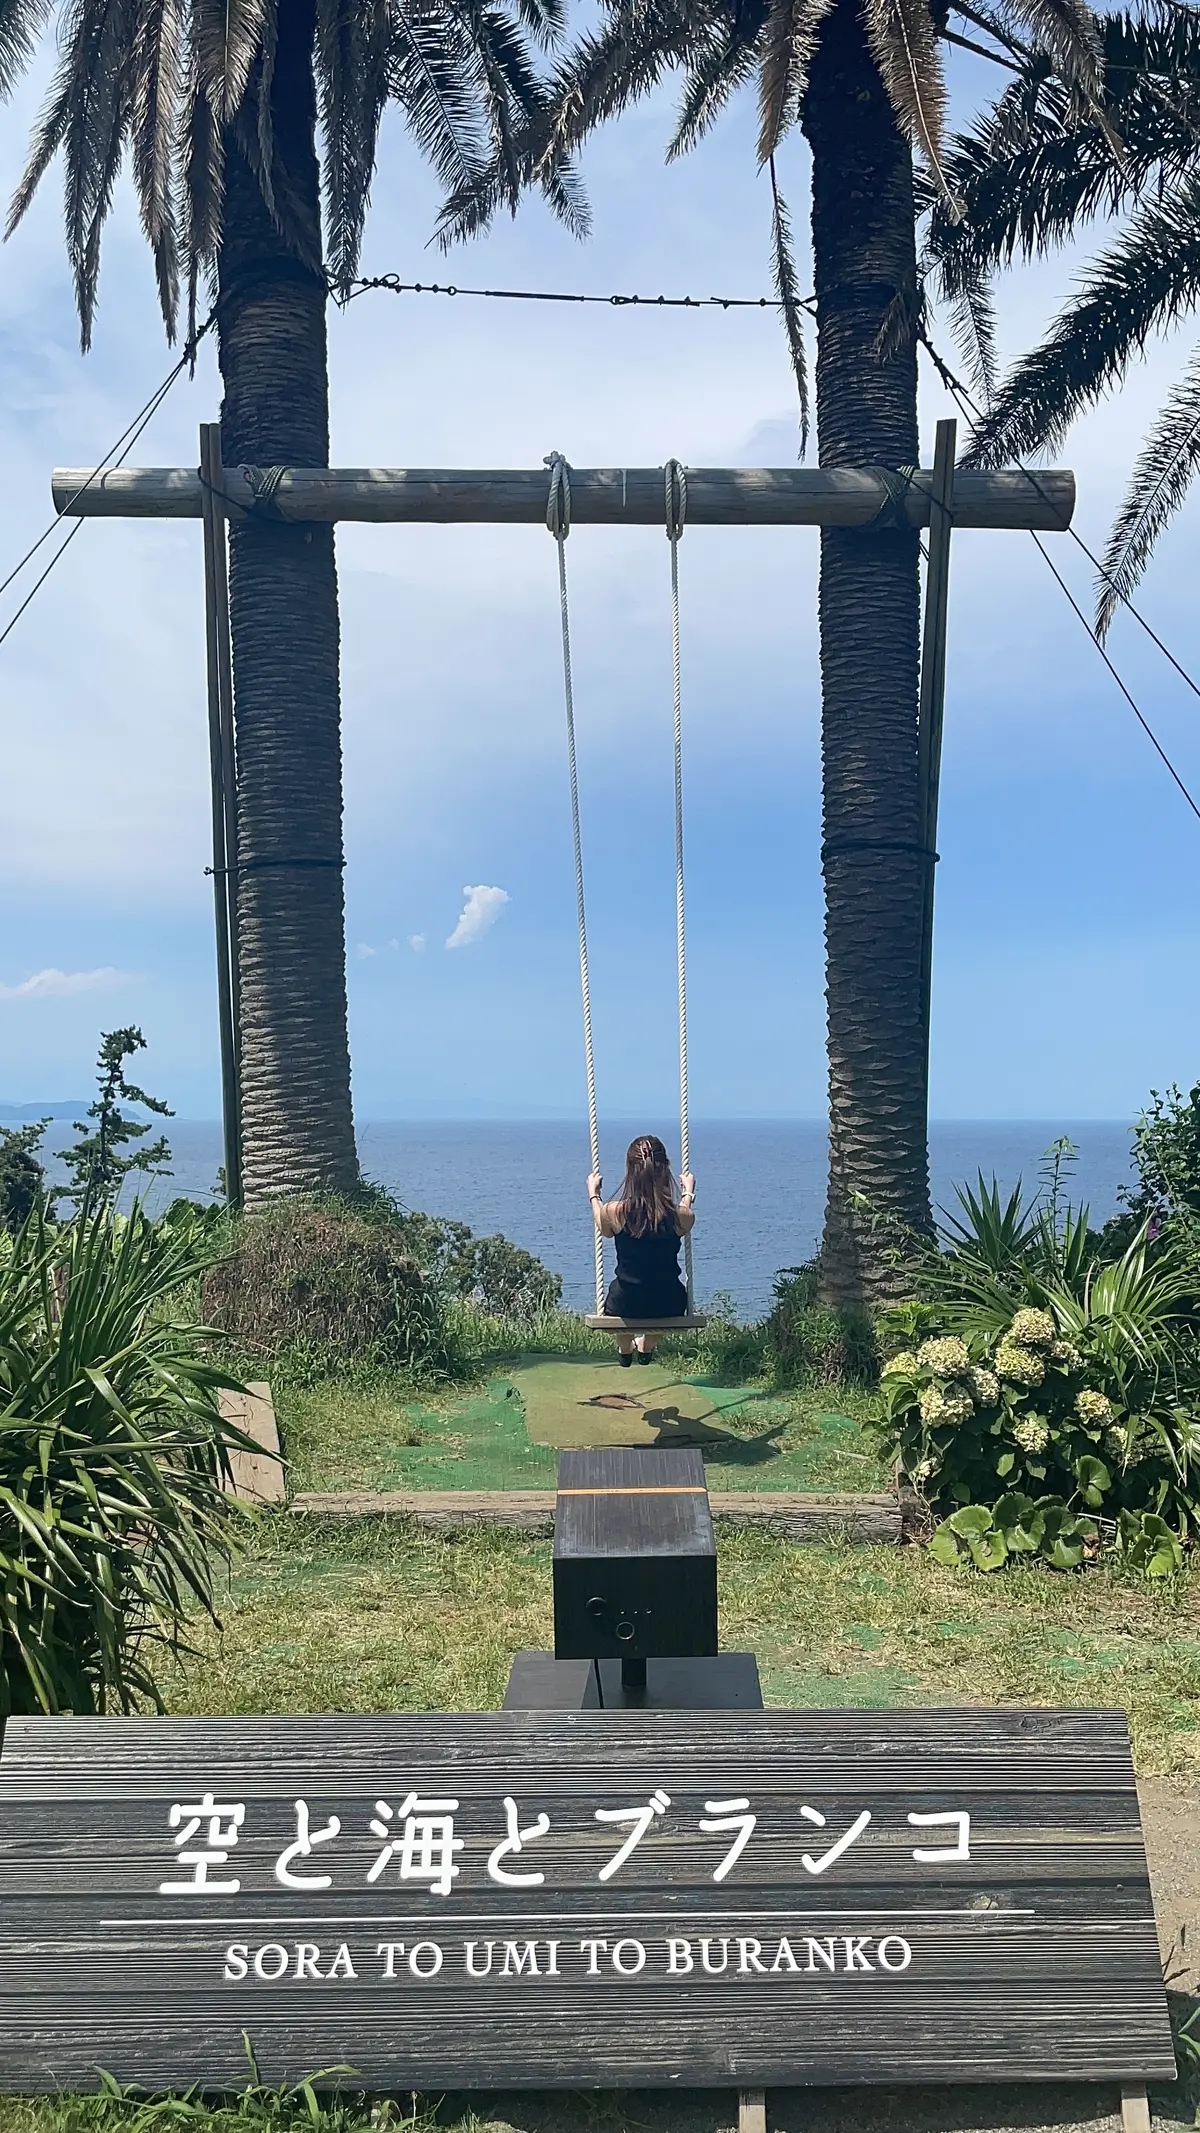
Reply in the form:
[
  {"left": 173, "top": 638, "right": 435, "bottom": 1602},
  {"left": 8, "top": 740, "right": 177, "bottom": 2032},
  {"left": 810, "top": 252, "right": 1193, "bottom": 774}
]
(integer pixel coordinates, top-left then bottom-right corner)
[{"left": 287, "top": 1488, "right": 903, "bottom": 1542}]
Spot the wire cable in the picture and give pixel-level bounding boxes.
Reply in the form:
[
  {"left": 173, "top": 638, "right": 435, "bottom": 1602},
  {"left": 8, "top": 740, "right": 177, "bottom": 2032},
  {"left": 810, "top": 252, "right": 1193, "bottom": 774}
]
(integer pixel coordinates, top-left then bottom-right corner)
[
  {"left": 919, "top": 329, "right": 1200, "bottom": 822},
  {"left": 343, "top": 271, "right": 810, "bottom": 315},
  {"left": 919, "top": 328, "right": 1200, "bottom": 705},
  {"left": 0, "top": 312, "right": 215, "bottom": 641}
]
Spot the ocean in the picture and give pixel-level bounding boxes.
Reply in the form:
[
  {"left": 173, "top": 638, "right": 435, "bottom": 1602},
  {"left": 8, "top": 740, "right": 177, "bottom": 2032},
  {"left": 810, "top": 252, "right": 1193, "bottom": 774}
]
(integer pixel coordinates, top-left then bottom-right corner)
[{"left": 69, "top": 1116, "right": 1141, "bottom": 1321}]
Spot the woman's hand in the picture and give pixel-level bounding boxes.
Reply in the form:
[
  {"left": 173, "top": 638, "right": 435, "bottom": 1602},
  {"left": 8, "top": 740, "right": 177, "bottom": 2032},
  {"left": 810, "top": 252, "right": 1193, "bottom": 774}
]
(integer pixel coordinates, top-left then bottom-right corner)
[
  {"left": 587, "top": 1172, "right": 603, "bottom": 1199},
  {"left": 681, "top": 1171, "right": 696, "bottom": 1203}
]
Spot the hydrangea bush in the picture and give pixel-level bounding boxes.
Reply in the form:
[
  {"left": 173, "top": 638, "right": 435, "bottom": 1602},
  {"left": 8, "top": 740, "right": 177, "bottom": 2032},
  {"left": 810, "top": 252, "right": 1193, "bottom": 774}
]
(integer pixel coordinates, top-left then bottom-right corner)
[{"left": 878, "top": 1298, "right": 1197, "bottom": 1576}]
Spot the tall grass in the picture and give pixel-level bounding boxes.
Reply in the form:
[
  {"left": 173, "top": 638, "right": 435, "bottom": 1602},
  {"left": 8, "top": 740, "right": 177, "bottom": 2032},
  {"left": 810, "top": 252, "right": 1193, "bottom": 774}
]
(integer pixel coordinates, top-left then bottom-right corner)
[{"left": 0, "top": 1202, "right": 251, "bottom": 1714}]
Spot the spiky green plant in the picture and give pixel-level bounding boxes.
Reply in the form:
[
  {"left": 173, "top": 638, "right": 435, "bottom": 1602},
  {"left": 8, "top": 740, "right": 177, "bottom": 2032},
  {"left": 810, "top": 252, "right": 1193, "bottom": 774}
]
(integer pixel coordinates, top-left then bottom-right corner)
[
  {"left": 0, "top": 1201, "right": 253, "bottom": 1715},
  {"left": 923, "top": 6, "right": 1200, "bottom": 632}
]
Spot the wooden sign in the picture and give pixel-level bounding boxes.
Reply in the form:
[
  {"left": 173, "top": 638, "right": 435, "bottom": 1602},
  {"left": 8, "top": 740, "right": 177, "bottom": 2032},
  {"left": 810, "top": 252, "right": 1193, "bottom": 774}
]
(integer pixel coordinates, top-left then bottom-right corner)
[{"left": 0, "top": 1708, "right": 1173, "bottom": 2093}]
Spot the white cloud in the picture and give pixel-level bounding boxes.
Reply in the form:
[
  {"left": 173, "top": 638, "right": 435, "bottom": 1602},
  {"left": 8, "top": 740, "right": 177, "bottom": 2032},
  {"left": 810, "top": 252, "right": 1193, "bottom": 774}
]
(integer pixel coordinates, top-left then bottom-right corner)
[
  {"left": 0, "top": 966, "right": 131, "bottom": 1001},
  {"left": 408, "top": 934, "right": 426, "bottom": 953},
  {"left": 446, "top": 887, "right": 509, "bottom": 951},
  {"left": 354, "top": 942, "right": 377, "bottom": 960}
]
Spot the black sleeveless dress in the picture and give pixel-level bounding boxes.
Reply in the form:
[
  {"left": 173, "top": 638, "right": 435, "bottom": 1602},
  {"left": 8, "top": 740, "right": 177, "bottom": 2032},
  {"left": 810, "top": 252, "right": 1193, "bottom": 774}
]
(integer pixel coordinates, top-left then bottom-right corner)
[{"left": 605, "top": 1216, "right": 688, "bottom": 1319}]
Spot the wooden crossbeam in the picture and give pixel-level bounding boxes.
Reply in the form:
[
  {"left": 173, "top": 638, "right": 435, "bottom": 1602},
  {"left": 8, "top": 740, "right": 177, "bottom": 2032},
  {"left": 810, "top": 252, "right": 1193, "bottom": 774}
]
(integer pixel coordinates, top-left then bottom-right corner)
[{"left": 51, "top": 462, "right": 1075, "bottom": 530}]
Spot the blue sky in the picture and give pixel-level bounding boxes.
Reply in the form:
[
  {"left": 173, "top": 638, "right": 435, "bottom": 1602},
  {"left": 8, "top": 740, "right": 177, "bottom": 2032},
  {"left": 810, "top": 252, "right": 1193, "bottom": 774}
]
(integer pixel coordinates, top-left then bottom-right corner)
[{"left": 2, "top": 44, "right": 1200, "bottom": 1122}]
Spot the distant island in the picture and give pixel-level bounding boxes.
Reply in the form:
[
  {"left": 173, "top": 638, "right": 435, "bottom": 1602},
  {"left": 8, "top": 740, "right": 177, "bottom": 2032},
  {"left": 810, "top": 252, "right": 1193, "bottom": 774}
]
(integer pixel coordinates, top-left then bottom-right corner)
[{"left": 0, "top": 1102, "right": 87, "bottom": 1120}]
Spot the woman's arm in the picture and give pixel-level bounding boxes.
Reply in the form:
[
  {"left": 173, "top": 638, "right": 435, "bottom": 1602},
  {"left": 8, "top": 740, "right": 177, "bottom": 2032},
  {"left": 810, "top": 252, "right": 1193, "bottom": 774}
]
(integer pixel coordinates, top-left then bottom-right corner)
[
  {"left": 677, "top": 1171, "right": 697, "bottom": 1235},
  {"left": 587, "top": 1172, "right": 619, "bottom": 1238}
]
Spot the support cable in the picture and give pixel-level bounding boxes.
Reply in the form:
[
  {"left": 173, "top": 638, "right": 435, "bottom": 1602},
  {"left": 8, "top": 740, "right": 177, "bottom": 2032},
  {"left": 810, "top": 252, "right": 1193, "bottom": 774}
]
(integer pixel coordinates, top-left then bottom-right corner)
[
  {"left": 546, "top": 451, "right": 604, "bottom": 1316},
  {"left": 0, "top": 312, "right": 216, "bottom": 650},
  {"left": 664, "top": 458, "right": 695, "bottom": 1309},
  {"left": 919, "top": 331, "right": 1200, "bottom": 823}
]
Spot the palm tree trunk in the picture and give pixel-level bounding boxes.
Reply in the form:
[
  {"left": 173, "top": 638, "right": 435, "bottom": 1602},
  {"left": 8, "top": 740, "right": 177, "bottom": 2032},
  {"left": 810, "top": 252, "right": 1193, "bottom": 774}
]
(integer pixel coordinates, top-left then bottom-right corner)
[
  {"left": 805, "top": 0, "right": 932, "bottom": 1306},
  {"left": 217, "top": 0, "right": 359, "bottom": 1207}
]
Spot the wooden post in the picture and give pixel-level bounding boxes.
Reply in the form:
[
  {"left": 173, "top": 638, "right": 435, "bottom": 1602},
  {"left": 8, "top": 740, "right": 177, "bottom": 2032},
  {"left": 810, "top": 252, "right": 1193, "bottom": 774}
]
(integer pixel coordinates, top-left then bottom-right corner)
[
  {"left": 916, "top": 416, "right": 957, "bottom": 1113},
  {"left": 1120, "top": 2086, "right": 1152, "bottom": 2132},
  {"left": 199, "top": 423, "right": 242, "bottom": 1208},
  {"left": 738, "top": 2089, "right": 767, "bottom": 2133}
]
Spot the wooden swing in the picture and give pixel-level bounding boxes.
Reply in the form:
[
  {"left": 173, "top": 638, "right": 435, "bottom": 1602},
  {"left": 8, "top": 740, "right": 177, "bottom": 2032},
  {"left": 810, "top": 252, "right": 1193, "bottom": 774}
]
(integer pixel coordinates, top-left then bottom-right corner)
[{"left": 546, "top": 452, "right": 706, "bottom": 1339}]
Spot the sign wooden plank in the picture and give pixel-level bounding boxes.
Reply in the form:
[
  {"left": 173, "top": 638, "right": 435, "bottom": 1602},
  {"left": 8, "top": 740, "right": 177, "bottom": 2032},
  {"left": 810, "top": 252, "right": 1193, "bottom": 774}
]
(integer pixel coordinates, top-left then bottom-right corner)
[{"left": 0, "top": 1709, "right": 1173, "bottom": 2094}]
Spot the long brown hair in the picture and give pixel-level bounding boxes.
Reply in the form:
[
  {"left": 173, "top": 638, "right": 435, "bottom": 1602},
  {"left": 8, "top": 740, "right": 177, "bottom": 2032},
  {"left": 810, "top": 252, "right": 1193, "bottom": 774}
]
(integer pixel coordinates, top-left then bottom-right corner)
[{"left": 615, "top": 1135, "right": 678, "bottom": 1238}]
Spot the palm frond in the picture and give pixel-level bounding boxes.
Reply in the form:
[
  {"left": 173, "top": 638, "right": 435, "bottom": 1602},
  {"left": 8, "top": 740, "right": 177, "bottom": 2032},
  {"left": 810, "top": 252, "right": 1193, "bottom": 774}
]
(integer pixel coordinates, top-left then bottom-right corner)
[
  {"left": 866, "top": 0, "right": 959, "bottom": 212},
  {"left": 757, "top": 0, "right": 830, "bottom": 162},
  {"left": 190, "top": 0, "right": 269, "bottom": 121},
  {"left": 390, "top": 0, "right": 491, "bottom": 217},
  {"left": 962, "top": 171, "right": 1200, "bottom": 467},
  {"left": 924, "top": 10, "right": 1200, "bottom": 299},
  {"left": 317, "top": 0, "right": 388, "bottom": 291},
  {"left": 1096, "top": 340, "right": 1200, "bottom": 638},
  {"left": 943, "top": 261, "right": 998, "bottom": 405},
  {"left": 669, "top": 22, "right": 760, "bottom": 158},
  {"left": 996, "top": 0, "right": 1108, "bottom": 116},
  {"left": 509, "top": 0, "right": 563, "bottom": 52},
  {"left": 768, "top": 154, "right": 809, "bottom": 451},
  {"left": 130, "top": 0, "right": 183, "bottom": 333},
  {"left": 434, "top": 0, "right": 695, "bottom": 240},
  {"left": 453, "top": 0, "right": 551, "bottom": 209},
  {"left": 58, "top": 0, "right": 136, "bottom": 348},
  {"left": 6, "top": 0, "right": 86, "bottom": 239},
  {"left": 180, "top": 37, "right": 223, "bottom": 280},
  {"left": 0, "top": 0, "right": 55, "bottom": 98},
  {"left": 536, "top": 0, "right": 702, "bottom": 163}
]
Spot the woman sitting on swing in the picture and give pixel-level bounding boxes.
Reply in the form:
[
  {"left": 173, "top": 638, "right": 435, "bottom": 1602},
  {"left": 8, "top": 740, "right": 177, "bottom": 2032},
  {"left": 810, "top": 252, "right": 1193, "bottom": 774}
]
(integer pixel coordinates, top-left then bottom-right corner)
[{"left": 587, "top": 1135, "right": 696, "bottom": 1364}]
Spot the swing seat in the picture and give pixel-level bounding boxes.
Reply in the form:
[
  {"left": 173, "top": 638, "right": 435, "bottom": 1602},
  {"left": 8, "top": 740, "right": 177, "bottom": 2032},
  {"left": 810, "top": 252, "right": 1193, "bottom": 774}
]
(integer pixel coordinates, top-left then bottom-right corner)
[{"left": 585, "top": 1313, "right": 708, "bottom": 1334}]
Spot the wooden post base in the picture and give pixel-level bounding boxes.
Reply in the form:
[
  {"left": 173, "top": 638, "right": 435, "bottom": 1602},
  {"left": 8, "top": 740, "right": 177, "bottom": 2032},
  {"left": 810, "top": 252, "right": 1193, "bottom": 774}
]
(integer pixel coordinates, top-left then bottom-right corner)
[
  {"left": 1121, "top": 2086, "right": 1151, "bottom": 2132},
  {"left": 738, "top": 2091, "right": 766, "bottom": 2133}
]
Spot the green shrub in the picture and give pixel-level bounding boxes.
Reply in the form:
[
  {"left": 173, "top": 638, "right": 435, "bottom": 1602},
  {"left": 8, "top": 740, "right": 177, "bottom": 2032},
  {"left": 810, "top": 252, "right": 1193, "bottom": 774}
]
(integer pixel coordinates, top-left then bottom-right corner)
[
  {"left": 876, "top": 1184, "right": 1200, "bottom": 1571},
  {"left": 0, "top": 1201, "right": 248, "bottom": 1713},
  {"left": 0, "top": 1118, "right": 50, "bottom": 1232},
  {"left": 765, "top": 1262, "right": 877, "bottom": 1387},
  {"left": 202, "top": 1201, "right": 451, "bottom": 1376}
]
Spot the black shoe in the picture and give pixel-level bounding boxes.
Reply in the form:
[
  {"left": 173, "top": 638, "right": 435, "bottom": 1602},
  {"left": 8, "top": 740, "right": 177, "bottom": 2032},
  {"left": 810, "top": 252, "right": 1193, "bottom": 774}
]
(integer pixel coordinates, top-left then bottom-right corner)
[
  {"left": 618, "top": 1351, "right": 634, "bottom": 1368},
  {"left": 636, "top": 1349, "right": 654, "bottom": 1364}
]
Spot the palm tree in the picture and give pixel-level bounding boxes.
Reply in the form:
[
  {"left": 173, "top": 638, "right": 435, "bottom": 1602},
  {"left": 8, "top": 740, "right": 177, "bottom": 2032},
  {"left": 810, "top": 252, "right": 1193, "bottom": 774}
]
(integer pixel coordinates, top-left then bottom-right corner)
[
  {"left": 2, "top": 0, "right": 577, "bottom": 1209},
  {"left": 924, "top": 8, "right": 1200, "bottom": 635},
  {"left": 446, "top": 0, "right": 1107, "bottom": 1305}
]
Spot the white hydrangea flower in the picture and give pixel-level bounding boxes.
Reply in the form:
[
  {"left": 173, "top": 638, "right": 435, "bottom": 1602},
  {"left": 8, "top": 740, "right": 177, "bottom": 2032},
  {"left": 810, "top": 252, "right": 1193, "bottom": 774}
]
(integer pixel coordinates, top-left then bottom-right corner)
[
  {"left": 1009, "top": 1308, "right": 1056, "bottom": 1350},
  {"left": 882, "top": 1350, "right": 920, "bottom": 1377},
  {"left": 1075, "top": 1389, "right": 1113, "bottom": 1427},
  {"left": 916, "top": 1336, "right": 971, "bottom": 1377},
  {"left": 995, "top": 1340, "right": 1045, "bottom": 1389},
  {"left": 1013, "top": 1416, "right": 1050, "bottom": 1455}
]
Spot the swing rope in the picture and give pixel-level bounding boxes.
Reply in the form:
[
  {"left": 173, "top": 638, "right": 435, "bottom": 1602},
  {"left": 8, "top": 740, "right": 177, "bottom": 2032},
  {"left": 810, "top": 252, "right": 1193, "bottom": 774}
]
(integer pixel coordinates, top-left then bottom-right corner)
[
  {"left": 545, "top": 451, "right": 605, "bottom": 1316},
  {"left": 665, "top": 458, "right": 694, "bottom": 1310}
]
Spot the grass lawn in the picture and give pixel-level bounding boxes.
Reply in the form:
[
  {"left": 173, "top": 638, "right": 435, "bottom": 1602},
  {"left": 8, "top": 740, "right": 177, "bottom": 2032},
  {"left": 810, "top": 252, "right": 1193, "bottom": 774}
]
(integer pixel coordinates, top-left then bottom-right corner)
[
  {"left": 276, "top": 1369, "right": 892, "bottom": 1496},
  {"left": 160, "top": 1516, "right": 1200, "bottom": 1778}
]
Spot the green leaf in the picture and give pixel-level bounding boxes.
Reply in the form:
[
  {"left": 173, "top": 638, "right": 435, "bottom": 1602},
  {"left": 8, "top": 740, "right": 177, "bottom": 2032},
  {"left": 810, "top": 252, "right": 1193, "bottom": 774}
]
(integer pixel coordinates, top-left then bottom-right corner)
[
  {"left": 996, "top": 1451, "right": 1016, "bottom": 1477},
  {"left": 947, "top": 1504, "right": 993, "bottom": 1536},
  {"left": 1047, "top": 1532, "right": 1086, "bottom": 1570},
  {"left": 968, "top": 1530, "right": 1009, "bottom": 1571},
  {"left": 929, "top": 1524, "right": 966, "bottom": 1565},
  {"left": 993, "top": 1491, "right": 1045, "bottom": 1551},
  {"left": 1074, "top": 1454, "right": 1111, "bottom": 1507}
]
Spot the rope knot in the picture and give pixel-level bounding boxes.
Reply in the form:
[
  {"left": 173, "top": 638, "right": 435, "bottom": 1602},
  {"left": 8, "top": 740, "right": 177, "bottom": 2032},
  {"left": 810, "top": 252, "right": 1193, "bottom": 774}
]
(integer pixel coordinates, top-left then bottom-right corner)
[
  {"left": 869, "top": 465, "right": 918, "bottom": 530},
  {"left": 544, "top": 451, "right": 571, "bottom": 541},
  {"left": 664, "top": 458, "right": 687, "bottom": 542},
  {"left": 240, "top": 465, "right": 289, "bottom": 517}
]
